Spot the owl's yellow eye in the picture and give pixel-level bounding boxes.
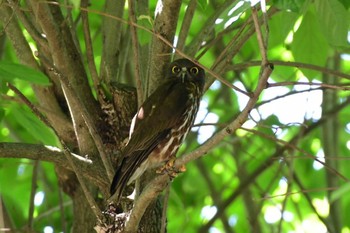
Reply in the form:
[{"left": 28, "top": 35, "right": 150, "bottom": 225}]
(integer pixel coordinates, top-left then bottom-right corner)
[
  {"left": 190, "top": 67, "right": 199, "bottom": 74},
  {"left": 172, "top": 66, "right": 181, "bottom": 73}
]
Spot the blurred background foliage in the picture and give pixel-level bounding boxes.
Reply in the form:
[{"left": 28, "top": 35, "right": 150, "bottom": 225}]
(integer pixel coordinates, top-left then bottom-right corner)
[{"left": 1, "top": 0, "right": 350, "bottom": 232}]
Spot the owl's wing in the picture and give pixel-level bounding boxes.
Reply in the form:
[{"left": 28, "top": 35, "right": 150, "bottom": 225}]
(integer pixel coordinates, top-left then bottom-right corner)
[
  {"left": 123, "top": 79, "right": 191, "bottom": 155},
  {"left": 109, "top": 129, "right": 169, "bottom": 201},
  {"left": 109, "top": 79, "right": 191, "bottom": 199}
]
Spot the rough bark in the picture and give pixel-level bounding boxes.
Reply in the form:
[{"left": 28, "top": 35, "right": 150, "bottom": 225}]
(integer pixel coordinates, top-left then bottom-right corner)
[{"left": 145, "top": 0, "right": 182, "bottom": 97}]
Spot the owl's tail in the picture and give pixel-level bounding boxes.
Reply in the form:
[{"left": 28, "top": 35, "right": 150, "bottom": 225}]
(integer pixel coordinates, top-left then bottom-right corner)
[{"left": 109, "top": 158, "right": 129, "bottom": 203}]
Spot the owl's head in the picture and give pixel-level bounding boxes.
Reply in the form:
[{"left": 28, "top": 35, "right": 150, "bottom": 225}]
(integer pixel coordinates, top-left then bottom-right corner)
[{"left": 166, "top": 59, "right": 205, "bottom": 90}]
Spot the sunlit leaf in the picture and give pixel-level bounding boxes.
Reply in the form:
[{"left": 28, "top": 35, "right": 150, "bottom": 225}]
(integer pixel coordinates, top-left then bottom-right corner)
[
  {"left": 268, "top": 11, "right": 298, "bottom": 47},
  {"left": 315, "top": 0, "right": 349, "bottom": 46},
  {"left": 291, "top": 10, "right": 329, "bottom": 79},
  {"left": 197, "top": 0, "right": 209, "bottom": 10},
  {"left": 69, "top": 0, "right": 80, "bottom": 9}
]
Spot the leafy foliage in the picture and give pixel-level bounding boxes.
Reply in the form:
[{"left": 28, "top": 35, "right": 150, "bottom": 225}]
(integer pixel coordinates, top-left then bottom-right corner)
[{"left": 1, "top": 0, "right": 350, "bottom": 232}]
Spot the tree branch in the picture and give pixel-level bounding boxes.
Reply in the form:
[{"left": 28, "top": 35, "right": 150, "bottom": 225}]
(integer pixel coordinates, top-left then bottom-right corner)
[
  {"left": 252, "top": 6, "right": 268, "bottom": 64},
  {"left": 27, "top": 160, "right": 39, "bottom": 230},
  {"left": 124, "top": 175, "right": 170, "bottom": 233},
  {"left": 0, "top": 2, "right": 74, "bottom": 145},
  {"left": 30, "top": 0, "right": 101, "bottom": 157},
  {"left": 267, "top": 81, "right": 350, "bottom": 90},
  {"left": 128, "top": 0, "right": 144, "bottom": 106},
  {"left": 175, "top": 0, "right": 197, "bottom": 57},
  {"left": 6, "top": 0, "right": 49, "bottom": 51},
  {"left": 100, "top": 0, "right": 126, "bottom": 83},
  {"left": 40, "top": 63, "right": 114, "bottom": 182},
  {"left": 0, "top": 3, "right": 76, "bottom": 143},
  {"left": 0, "top": 142, "right": 108, "bottom": 186},
  {"left": 145, "top": 0, "right": 182, "bottom": 96},
  {"left": 186, "top": 0, "right": 239, "bottom": 56},
  {"left": 81, "top": 0, "right": 99, "bottom": 91},
  {"left": 6, "top": 83, "right": 104, "bottom": 222}
]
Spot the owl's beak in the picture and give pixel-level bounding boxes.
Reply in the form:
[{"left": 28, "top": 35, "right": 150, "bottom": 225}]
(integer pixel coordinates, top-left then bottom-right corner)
[{"left": 180, "top": 67, "right": 188, "bottom": 83}]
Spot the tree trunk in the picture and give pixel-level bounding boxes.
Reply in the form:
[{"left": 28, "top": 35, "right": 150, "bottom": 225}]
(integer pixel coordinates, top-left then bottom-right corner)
[{"left": 1, "top": 0, "right": 169, "bottom": 231}]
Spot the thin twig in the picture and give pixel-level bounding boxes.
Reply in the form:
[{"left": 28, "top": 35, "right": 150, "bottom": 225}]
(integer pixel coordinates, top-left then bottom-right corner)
[
  {"left": 175, "top": 0, "right": 197, "bottom": 56},
  {"left": 260, "top": 0, "right": 269, "bottom": 50},
  {"left": 7, "top": 83, "right": 104, "bottom": 223},
  {"left": 229, "top": 60, "right": 350, "bottom": 81},
  {"left": 81, "top": 0, "right": 99, "bottom": 91},
  {"left": 35, "top": 199, "right": 72, "bottom": 221},
  {"left": 195, "top": 160, "right": 235, "bottom": 233},
  {"left": 0, "top": 0, "right": 18, "bottom": 35},
  {"left": 292, "top": 172, "right": 333, "bottom": 230},
  {"left": 186, "top": 0, "right": 239, "bottom": 56},
  {"left": 6, "top": 0, "right": 49, "bottom": 51},
  {"left": 64, "top": 0, "right": 74, "bottom": 31},
  {"left": 241, "top": 126, "right": 348, "bottom": 181},
  {"left": 267, "top": 81, "right": 350, "bottom": 90},
  {"left": 259, "top": 186, "right": 338, "bottom": 200},
  {"left": 258, "top": 87, "right": 323, "bottom": 107},
  {"left": 251, "top": 6, "right": 268, "bottom": 64},
  {"left": 203, "top": 64, "right": 251, "bottom": 97},
  {"left": 210, "top": 12, "right": 252, "bottom": 70},
  {"left": 277, "top": 155, "right": 350, "bottom": 161},
  {"left": 58, "top": 187, "right": 67, "bottom": 233},
  {"left": 128, "top": 0, "right": 144, "bottom": 106},
  {"left": 27, "top": 160, "right": 39, "bottom": 229}
]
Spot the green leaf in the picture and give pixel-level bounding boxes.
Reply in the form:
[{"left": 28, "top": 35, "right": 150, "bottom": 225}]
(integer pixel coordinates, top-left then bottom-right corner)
[
  {"left": 197, "top": 0, "right": 209, "bottom": 10},
  {"left": 0, "top": 163, "right": 29, "bottom": 226},
  {"left": 338, "top": 0, "right": 350, "bottom": 9},
  {"left": 269, "top": 11, "right": 298, "bottom": 47},
  {"left": 0, "top": 79, "right": 9, "bottom": 93},
  {"left": 272, "top": 0, "right": 307, "bottom": 12},
  {"left": 315, "top": 0, "right": 349, "bottom": 46},
  {"left": 0, "top": 61, "right": 50, "bottom": 85},
  {"left": 69, "top": 0, "right": 80, "bottom": 9},
  {"left": 137, "top": 15, "right": 153, "bottom": 46},
  {"left": 291, "top": 10, "right": 329, "bottom": 79},
  {"left": 10, "top": 105, "right": 58, "bottom": 145}
]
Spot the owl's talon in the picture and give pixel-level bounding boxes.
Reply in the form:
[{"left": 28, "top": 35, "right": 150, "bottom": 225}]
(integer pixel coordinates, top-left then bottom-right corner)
[
  {"left": 156, "top": 159, "right": 186, "bottom": 180},
  {"left": 178, "top": 164, "right": 186, "bottom": 172}
]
